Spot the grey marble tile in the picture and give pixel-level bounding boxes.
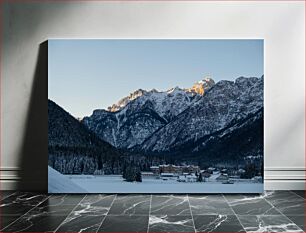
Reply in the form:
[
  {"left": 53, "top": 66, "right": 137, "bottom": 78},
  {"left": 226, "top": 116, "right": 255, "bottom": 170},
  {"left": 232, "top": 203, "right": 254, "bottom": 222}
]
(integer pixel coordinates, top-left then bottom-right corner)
[
  {"left": 28, "top": 195, "right": 84, "bottom": 216},
  {"left": 56, "top": 213, "right": 105, "bottom": 232},
  {"left": 238, "top": 215, "right": 303, "bottom": 233},
  {"left": 265, "top": 190, "right": 304, "bottom": 199},
  {"left": 286, "top": 215, "right": 305, "bottom": 230},
  {"left": 151, "top": 195, "right": 191, "bottom": 216},
  {"left": 224, "top": 194, "right": 280, "bottom": 215},
  {"left": 0, "top": 215, "right": 23, "bottom": 231},
  {"left": 1, "top": 214, "right": 66, "bottom": 232},
  {"left": 5, "top": 192, "right": 49, "bottom": 202},
  {"left": 292, "top": 191, "right": 305, "bottom": 199},
  {"left": 55, "top": 195, "right": 114, "bottom": 232},
  {"left": 73, "top": 194, "right": 115, "bottom": 215},
  {"left": 149, "top": 215, "right": 195, "bottom": 233},
  {"left": 0, "top": 195, "right": 84, "bottom": 232},
  {"left": 0, "top": 192, "right": 49, "bottom": 216},
  {"left": 0, "top": 191, "right": 16, "bottom": 201},
  {"left": 193, "top": 215, "right": 245, "bottom": 233},
  {"left": 98, "top": 215, "right": 148, "bottom": 232},
  {"left": 108, "top": 195, "right": 150, "bottom": 215},
  {"left": 265, "top": 191, "right": 304, "bottom": 215},
  {"left": 0, "top": 191, "right": 304, "bottom": 232},
  {"left": 47, "top": 194, "right": 86, "bottom": 205},
  {"left": 189, "top": 195, "right": 234, "bottom": 215}
]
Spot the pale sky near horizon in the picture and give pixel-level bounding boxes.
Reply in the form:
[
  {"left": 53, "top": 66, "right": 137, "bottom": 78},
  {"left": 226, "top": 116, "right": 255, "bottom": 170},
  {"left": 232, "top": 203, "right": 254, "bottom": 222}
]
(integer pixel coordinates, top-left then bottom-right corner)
[{"left": 48, "top": 39, "right": 263, "bottom": 118}]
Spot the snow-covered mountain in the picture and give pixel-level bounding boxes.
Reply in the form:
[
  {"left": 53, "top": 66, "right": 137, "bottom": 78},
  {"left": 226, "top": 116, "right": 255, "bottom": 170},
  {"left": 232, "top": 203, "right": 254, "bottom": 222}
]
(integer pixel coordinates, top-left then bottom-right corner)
[
  {"left": 82, "top": 77, "right": 215, "bottom": 148},
  {"left": 140, "top": 76, "right": 263, "bottom": 152},
  {"left": 82, "top": 76, "right": 263, "bottom": 155},
  {"left": 107, "top": 77, "right": 215, "bottom": 113}
]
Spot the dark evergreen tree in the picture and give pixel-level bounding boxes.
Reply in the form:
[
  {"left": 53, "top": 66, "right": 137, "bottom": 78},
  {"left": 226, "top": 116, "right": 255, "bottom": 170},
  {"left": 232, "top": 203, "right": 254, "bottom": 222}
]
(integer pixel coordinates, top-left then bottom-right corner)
[
  {"left": 198, "top": 172, "right": 203, "bottom": 182},
  {"left": 123, "top": 165, "right": 142, "bottom": 182},
  {"left": 241, "top": 163, "right": 256, "bottom": 179},
  {"left": 122, "top": 162, "right": 127, "bottom": 179},
  {"left": 135, "top": 170, "right": 142, "bottom": 182},
  {"left": 124, "top": 166, "right": 134, "bottom": 182}
]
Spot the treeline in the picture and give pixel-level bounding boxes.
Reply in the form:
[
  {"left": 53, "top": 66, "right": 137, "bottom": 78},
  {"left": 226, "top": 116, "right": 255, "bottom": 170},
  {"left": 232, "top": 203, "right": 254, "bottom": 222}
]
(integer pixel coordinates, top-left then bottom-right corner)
[
  {"left": 48, "top": 147, "right": 150, "bottom": 182},
  {"left": 48, "top": 99, "right": 123, "bottom": 175},
  {"left": 49, "top": 146, "right": 122, "bottom": 175}
]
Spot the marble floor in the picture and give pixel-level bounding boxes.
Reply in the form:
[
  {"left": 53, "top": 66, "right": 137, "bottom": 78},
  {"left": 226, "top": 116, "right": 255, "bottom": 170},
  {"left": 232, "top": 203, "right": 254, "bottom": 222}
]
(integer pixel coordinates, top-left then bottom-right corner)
[{"left": 0, "top": 190, "right": 304, "bottom": 232}]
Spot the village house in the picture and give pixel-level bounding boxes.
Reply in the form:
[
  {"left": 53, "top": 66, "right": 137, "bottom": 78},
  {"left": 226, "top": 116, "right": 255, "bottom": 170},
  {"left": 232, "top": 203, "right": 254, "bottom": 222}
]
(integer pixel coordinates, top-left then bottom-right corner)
[
  {"left": 216, "top": 173, "right": 229, "bottom": 181},
  {"left": 160, "top": 172, "right": 178, "bottom": 180},
  {"left": 141, "top": 171, "right": 156, "bottom": 178},
  {"left": 150, "top": 166, "right": 159, "bottom": 175},
  {"left": 150, "top": 164, "right": 200, "bottom": 175},
  {"left": 200, "top": 170, "right": 211, "bottom": 178},
  {"left": 159, "top": 164, "right": 182, "bottom": 174},
  {"left": 182, "top": 165, "right": 200, "bottom": 174},
  {"left": 177, "top": 174, "right": 198, "bottom": 182},
  {"left": 221, "top": 169, "right": 227, "bottom": 174}
]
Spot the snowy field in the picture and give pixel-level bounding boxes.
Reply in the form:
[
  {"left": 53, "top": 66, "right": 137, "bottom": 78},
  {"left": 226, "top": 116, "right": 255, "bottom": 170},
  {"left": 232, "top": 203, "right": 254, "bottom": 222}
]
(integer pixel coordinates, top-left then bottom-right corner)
[
  {"left": 48, "top": 167, "right": 263, "bottom": 193},
  {"left": 48, "top": 166, "right": 86, "bottom": 193}
]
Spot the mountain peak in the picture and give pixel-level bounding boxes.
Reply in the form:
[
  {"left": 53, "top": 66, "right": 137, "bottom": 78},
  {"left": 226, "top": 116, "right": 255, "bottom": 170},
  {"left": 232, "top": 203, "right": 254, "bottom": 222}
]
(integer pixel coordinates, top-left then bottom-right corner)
[
  {"left": 150, "top": 88, "right": 159, "bottom": 93},
  {"left": 167, "top": 86, "right": 182, "bottom": 94},
  {"left": 107, "top": 76, "right": 215, "bottom": 113},
  {"left": 198, "top": 76, "right": 214, "bottom": 84},
  {"left": 107, "top": 89, "right": 147, "bottom": 112},
  {"left": 187, "top": 76, "right": 215, "bottom": 95}
]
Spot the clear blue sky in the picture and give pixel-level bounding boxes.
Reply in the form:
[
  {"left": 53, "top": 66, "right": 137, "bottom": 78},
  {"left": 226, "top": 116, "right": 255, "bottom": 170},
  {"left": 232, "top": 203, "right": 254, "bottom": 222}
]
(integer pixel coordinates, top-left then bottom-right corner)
[{"left": 48, "top": 39, "right": 263, "bottom": 118}]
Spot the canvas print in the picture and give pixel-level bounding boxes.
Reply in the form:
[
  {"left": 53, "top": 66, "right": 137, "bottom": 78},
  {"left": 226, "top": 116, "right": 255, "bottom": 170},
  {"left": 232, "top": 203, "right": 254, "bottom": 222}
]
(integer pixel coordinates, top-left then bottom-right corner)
[{"left": 48, "top": 39, "right": 264, "bottom": 193}]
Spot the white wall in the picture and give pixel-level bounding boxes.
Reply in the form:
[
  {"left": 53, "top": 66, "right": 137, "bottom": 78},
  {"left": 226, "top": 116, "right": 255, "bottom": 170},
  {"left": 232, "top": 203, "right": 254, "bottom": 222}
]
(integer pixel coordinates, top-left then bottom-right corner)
[{"left": 1, "top": 1, "right": 304, "bottom": 190}]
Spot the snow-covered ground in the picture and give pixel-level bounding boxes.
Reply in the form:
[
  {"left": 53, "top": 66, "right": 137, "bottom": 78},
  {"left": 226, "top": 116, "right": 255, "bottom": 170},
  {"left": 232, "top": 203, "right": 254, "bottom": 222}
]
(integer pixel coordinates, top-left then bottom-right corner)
[
  {"left": 48, "top": 166, "right": 86, "bottom": 193},
  {"left": 49, "top": 174, "right": 264, "bottom": 193}
]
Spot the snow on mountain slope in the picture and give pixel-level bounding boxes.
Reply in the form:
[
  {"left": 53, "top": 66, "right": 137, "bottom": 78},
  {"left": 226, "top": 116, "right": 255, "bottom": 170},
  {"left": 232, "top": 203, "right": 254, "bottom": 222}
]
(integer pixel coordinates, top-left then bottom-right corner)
[
  {"left": 83, "top": 103, "right": 166, "bottom": 148},
  {"left": 140, "top": 76, "right": 263, "bottom": 152},
  {"left": 82, "top": 76, "right": 263, "bottom": 152},
  {"left": 167, "top": 107, "right": 263, "bottom": 164},
  {"left": 107, "top": 89, "right": 147, "bottom": 112},
  {"left": 185, "top": 76, "right": 215, "bottom": 95},
  {"left": 82, "top": 77, "right": 214, "bottom": 148},
  {"left": 107, "top": 77, "right": 214, "bottom": 114}
]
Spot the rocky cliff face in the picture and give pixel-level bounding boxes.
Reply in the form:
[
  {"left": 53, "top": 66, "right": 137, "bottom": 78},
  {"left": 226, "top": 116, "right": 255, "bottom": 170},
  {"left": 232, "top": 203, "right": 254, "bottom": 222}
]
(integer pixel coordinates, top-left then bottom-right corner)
[
  {"left": 82, "top": 77, "right": 216, "bottom": 149},
  {"left": 82, "top": 76, "right": 263, "bottom": 159},
  {"left": 140, "top": 76, "right": 263, "bottom": 153}
]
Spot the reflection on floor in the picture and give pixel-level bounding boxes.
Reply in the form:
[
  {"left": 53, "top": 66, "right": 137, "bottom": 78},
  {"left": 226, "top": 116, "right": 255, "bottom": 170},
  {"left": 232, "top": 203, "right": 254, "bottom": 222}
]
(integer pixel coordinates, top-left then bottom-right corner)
[{"left": 0, "top": 190, "right": 304, "bottom": 232}]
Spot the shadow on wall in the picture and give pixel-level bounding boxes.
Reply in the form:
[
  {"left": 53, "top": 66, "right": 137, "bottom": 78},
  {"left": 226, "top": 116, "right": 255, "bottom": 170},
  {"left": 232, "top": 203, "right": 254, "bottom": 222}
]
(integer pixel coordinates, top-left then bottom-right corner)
[{"left": 17, "top": 41, "right": 48, "bottom": 192}]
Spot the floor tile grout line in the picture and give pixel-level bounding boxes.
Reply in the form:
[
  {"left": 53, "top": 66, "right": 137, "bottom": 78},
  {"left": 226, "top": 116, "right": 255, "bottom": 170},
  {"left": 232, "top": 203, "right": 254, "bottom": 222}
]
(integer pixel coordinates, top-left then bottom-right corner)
[
  {"left": 53, "top": 194, "right": 87, "bottom": 233},
  {"left": 222, "top": 194, "right": 247, "bottom": 232},
  {"left": 289, "top": 190, "right": 305, "bottom": 200},
  {"left": 263, "top": 194, "right": 304, "bottom": 232},
  {"left": 96, "top": 194, "right": 117, "bottom": 233},
  {"left": 1, "top": 193, "right": 52, "bottom": 231},
  {"left": 187, "top": 194, "right": 197, "bottom": 233},
  {"left": 0, "top": 191, "right": 17, "bottom": 202},
  {"left": 146, "top": 194, "right": 152, "bottom": 233}
]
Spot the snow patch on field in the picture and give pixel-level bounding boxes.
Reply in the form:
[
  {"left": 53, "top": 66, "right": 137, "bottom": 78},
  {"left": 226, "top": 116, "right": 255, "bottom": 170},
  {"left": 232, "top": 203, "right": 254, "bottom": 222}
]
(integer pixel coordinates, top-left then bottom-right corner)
[
  {"left": 65, "top": 175, "right": 263, "bottom": 193},
  {"left": 48, "top": 166, "right": 87, "bottom": 193}
]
